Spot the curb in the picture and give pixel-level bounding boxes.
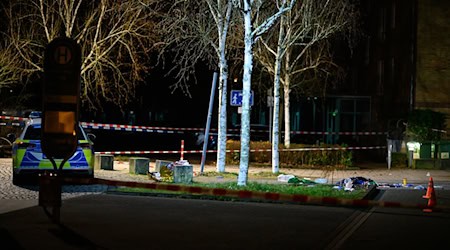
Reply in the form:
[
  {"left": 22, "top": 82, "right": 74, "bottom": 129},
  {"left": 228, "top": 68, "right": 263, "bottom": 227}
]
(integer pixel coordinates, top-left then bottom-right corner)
[
  {"left": 362, "top": 185, "right": 380, "bottom": 200},
  {"left": 104, "top": 182, "right": 379, "bottom": 207},
  {"left": 64, "top": 177, "right": 449, "bottom": 210}
]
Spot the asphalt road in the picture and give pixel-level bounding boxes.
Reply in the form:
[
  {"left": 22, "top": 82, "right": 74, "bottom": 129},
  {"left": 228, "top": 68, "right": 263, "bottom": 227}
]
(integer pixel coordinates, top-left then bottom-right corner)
[
  {"left": 1, "top": 191, "right": 450, "bottom": 250},
  {"left": 2, "top": 158, "right": 450, "bottom": 249}
]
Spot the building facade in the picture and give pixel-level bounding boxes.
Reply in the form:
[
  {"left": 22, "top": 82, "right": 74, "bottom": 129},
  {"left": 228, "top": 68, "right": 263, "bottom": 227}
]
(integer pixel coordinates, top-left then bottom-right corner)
[{"left": 415, "top": 0, "right": 450, "bottom": 133}]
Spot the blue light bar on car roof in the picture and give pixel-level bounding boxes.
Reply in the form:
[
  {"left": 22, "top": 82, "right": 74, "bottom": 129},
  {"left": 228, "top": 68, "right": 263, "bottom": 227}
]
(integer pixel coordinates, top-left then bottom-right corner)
[{"left": 29, "top": 111, "right": 42, "bottom": 118}]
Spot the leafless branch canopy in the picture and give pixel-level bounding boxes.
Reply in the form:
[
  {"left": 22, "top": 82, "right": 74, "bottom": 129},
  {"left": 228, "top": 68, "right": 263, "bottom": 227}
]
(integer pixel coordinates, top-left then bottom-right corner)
[
  {"left": 0, "top": 41, "right": 24, "bottom": 88},
  {"left": 157, "top": 1, "right": 219, "bottom": 97},
  {"left": 157, "top": 0, "right": 244, "bottom": 97},
  {"left": 255, "top": 0, "right": 359, "bottom": 95},
  {"left": 3, "top": 0, "right": 162, "bottom": 109}
]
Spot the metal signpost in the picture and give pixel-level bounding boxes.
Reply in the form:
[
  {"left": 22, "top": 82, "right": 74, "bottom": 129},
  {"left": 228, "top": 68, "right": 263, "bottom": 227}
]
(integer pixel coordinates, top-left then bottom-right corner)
[
  {"left": 200, "top": 72, "right": 218, "bottom": 173},
  {"left": 40, "top": 37, "right": 81, "bottom": 223}
]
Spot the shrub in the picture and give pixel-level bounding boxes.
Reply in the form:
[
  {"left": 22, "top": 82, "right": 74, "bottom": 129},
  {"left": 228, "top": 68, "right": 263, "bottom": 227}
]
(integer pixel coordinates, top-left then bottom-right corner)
[
  {"left": 391, "top": 152, "right": 407, "bottom": 168},
  {"left": 225, "top": 140, "right": 353, "bottom": 168},
  {"left": 406, "top": 109, "right": 446, "bottom": 141}
]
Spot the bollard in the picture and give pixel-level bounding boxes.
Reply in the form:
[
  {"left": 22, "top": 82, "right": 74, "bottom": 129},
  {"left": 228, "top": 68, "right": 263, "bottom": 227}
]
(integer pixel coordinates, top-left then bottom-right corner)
[
  {"left": 180, "top": 140, "right": 184, "bottom": 160},
  {"left": 94, "top": 153, "right": 114, "bottom": 170},
  {"left": 129, "top": 157, "right": 150, "bottom": 175},
  {"left": 173, "top": 165, "right": 193, "bottom": 184}
]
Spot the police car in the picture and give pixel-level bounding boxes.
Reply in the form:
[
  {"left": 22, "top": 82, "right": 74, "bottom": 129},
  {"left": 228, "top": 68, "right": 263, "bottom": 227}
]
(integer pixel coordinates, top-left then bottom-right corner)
[{"left": 11, "top": 117, "right": 95, "bottom": 185}]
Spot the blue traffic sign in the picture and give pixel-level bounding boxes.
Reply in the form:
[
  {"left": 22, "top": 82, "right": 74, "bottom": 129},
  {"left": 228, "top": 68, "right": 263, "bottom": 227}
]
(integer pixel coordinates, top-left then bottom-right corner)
[{"left": 230, "top": 90, "right": 254, "bottom": 107}]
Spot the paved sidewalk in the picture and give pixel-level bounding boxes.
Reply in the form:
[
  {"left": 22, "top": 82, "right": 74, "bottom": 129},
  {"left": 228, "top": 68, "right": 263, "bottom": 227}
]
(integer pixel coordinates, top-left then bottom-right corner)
[
  {"left": 190, "top": 163, "right": 450, "bottom": 187},
  {"left": 114, "top": 160, "right": 450, "bottom": 187}
]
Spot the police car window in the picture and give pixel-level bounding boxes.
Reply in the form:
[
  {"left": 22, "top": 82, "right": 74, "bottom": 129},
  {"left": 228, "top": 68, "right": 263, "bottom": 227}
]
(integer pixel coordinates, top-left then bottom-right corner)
[
  {"left": 23, "top": 126, "right": 41, "bottom": 140},
  {"left": 23, "top": 126, "right": 86, "bottom": 140},
  {"left": 76, "top": 126, "right": 87, "bottom": 140}
]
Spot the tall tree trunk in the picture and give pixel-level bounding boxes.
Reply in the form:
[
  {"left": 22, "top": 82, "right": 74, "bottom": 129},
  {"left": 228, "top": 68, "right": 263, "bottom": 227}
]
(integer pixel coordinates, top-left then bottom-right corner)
[
  {"left": 271, "top": 8, "right": 286, "bottom": 174},
  {"left": 216, "top": 1, "right": 233, "bottom": 173},
  {"left": 217, "top": 55, "right": 228, "bottom": 173},
  {"left": 237, "top": 0, "right": 253, "bottom": 186},
  {"left": 284, "top": 48, "right": 291, "bottom": 148}
]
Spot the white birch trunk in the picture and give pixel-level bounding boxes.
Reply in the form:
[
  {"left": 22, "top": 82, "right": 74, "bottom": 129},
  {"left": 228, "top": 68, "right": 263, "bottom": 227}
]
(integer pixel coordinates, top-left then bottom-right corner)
[
  {"left": 284, "top": 49, "right": 291, "bottom": 148},
  {"left": 237, "top": 0, "right": 253, "bottom": 186},
  {"left": 217, "top": 56, "right": 228, "bottom": 173},
  {"left": 216, "top": 1, "right": 233, "bottom": 173},
  {"left": 271, "top": 7, "right": 287, "bottom": 174},
  {"left": 236, "top": 0, "right": 295, "bottom": 185}
]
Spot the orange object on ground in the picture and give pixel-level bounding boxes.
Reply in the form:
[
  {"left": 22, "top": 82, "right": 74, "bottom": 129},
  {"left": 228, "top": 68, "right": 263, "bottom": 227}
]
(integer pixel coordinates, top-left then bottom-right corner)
[
  {"left": 423, "top": 177, "right": 437, "bottom": 212},
  {"left": 423, "top": 177, "right": 434, "bottom": 199}
]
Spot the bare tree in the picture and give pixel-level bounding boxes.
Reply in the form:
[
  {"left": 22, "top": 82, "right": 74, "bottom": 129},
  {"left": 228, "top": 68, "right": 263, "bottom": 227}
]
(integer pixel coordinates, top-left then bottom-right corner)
[
  {"left": 158, "top": 0, "right": 238, "bottom": 173},
  {"left": 157, "top": 1, "right": 217, "bottom": 96},
  {"left": 3, "top": 0, "right": 162, "bottom": 109},
  {"left": 234, "top": 0, "right": 295, "bottom": 186},
  {"left": 206, "top": 0, "right": 234, "bottom": 173},
  {"left": 255, "top": 0, "right": 359, "bottom": 172},
  {"left": 0, "top": 42, "right": 23, "bottom": 88}
]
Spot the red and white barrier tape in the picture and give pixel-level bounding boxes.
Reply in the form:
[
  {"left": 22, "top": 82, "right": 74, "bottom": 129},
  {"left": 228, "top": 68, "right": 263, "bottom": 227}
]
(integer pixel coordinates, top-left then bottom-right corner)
[
  {"left": 82, "top": 121, "right": 386, "bottom": 135},
  {"left": 97, "top": 146, "right": 386, "bottom": 155},
  {"left": 1, "top": 115, "right": 387, "bottom": 136},
  {"left": 0, "top": 115, "right": 27, "bottom": 121},
  {"left": 290, "top": 131, "right": 386, "bottom": 135},
  {"left": 62, "top": 177, "right": 448, "bottom": 211},
  {"left": 0, "top": 122, "right": 22, "bottom": 126},
  {"left": 98, "top": 150, "right": 216, "bottom": 155},
  {"left": 283, "top": 146, "right": 386, "bottom": 151},
  {"left": 80, "top": 121, "right": 201, "bottom": 132}
]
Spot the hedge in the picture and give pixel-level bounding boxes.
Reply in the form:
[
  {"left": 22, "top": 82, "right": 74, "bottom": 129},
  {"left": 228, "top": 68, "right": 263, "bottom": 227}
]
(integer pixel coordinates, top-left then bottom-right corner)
[{"left": 225, "top": 140, "right": 353, "bottom": 168}]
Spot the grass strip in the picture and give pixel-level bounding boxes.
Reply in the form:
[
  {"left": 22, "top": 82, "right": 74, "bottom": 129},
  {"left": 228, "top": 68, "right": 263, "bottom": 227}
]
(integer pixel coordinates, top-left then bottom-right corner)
[{"left": 112, "top": 181, "right": 367, "bottom": 200}]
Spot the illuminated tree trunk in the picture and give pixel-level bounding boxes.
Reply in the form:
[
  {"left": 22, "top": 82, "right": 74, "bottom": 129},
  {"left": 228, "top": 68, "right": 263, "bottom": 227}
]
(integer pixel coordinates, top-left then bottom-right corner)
[
  {"left": 271, "top": 6, "right": 286, "bottom": 174},
  {"left": 237, "top": 0, "right": 295, "bottom": 185},
  {"left": 283, "top": 49, "right": 291, "bottom": 148},
  {"left": 237, "top": 0, "right": 253, "bottom": 186},
  {"left": 215, "top": 1, "right": 233, "bottom": 173}
]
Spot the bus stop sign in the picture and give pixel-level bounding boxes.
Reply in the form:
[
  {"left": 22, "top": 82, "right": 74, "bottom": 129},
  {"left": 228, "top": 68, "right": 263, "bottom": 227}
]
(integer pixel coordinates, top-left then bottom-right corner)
[{"left": 41, "top": 37, "right": 81, "bottom": 160}]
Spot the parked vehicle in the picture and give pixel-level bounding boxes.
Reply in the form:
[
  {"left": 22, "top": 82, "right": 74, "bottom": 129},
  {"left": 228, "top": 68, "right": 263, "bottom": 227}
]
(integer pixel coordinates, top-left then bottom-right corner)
[
  {"left": 194, "top": 132, "right": 217, "bottom": 150},
  {"left": 11, "top": 117, "right": 95, "bottom": 185}
]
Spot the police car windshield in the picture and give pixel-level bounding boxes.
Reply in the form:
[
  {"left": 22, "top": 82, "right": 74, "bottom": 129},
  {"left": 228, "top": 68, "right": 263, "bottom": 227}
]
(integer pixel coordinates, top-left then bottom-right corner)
[{"left": 24, "top": 126, "right": 86, "bottom": 141}]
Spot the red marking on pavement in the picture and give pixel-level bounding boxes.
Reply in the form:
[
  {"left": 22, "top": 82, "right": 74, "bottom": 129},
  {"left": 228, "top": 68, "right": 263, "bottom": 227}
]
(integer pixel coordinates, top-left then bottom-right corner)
[
  {"left": 292, "top": 194, "right": 309, "bottom": 203},
  {"left": 188, "top": 186, "right": 203, "bottom": 194},
  {"left": 264, "top": 192, "right": 280, "bottom": 201},
  {"left": 165, "top": 185, "right": 181, "bottom": 192},
  {"left": 238, "top": 190, "right": 253, "bottom": 199},
  {"left": 322, "top": 197, "right": 339, "bottom": 205},
  {"left": 212, "top": 188, "right": 227, "bottom": 196}
]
